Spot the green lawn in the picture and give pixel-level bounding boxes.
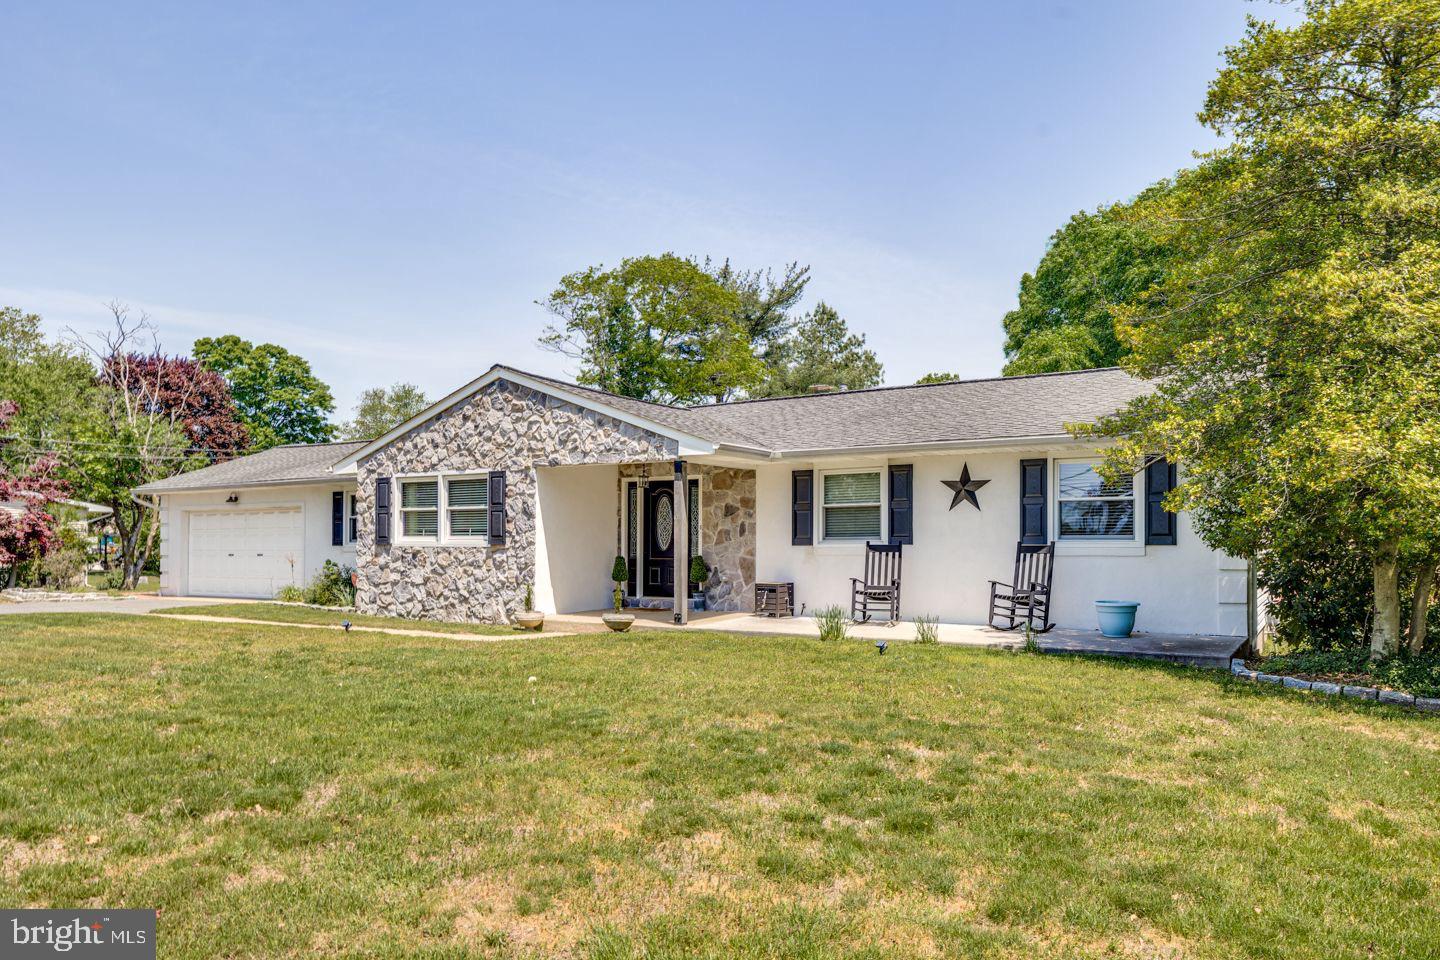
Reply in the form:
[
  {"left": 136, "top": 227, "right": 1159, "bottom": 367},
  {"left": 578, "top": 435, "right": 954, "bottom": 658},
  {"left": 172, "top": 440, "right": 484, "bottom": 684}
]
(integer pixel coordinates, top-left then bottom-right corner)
[
  {"left": 81, "top": 572, "right": 160, "bottom": 594},
  {"left": 1, "top": 615, "right": 1436, "bottom": 959},
  {"left": 151, "top": 602, "right": 519, "bottom": 636}
]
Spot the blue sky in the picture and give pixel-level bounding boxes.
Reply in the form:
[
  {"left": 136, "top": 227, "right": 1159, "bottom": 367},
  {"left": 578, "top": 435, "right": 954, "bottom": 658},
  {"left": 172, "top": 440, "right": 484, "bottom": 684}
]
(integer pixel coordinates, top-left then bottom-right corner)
[{"left": 0, "top": 1, "right": 1291, "bottom": 421}]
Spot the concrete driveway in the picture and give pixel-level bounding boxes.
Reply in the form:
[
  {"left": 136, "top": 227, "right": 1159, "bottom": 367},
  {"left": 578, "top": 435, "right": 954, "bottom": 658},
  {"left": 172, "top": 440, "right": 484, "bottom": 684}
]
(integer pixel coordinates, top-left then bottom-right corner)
[{"left": 0, "top": 595, "right": 229, "bottom": 616}]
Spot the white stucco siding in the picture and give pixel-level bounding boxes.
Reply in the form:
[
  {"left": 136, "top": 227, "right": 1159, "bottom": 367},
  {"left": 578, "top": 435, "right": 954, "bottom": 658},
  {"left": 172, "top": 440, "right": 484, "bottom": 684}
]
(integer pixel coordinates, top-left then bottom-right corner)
[
  {"left": 753, "top": 450, "right": 1245, "bottom": 637},
  {"left": 156, "top": 482, "right": 358, "bottom": 598},
  {"left": 534, "top": 464, "right": 621, "bottom": 614}
]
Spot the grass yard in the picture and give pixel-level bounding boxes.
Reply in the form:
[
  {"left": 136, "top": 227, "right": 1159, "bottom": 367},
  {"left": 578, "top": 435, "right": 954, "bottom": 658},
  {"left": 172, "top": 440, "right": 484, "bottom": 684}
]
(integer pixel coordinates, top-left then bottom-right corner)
[
  {"left": 1, "top": 615, "right": 1437, "bottom": 959},
  {"left": 151, "top": 602, "right": 519, "bottom": 636},
  {"left": 84, "top": 572, "right": 160, "bottom": 594}
]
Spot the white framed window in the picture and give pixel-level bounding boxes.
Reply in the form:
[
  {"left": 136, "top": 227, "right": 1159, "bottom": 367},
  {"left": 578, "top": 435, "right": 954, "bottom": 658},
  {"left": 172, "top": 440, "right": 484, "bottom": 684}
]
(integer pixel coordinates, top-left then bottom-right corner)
[
  {"left": 1057, "top": 460, "right": 1135, "bottom": 540},
  {"left": 446, "top": 475, "right": 490, "bottom": 539},
  {"left": 821, "top": 469, "right": 883, "bottom": 542},
  {"left": 398, "top": 477, "right": 439, "bottom": 540},
  {"left": 348, "top": 493, "right": 358, "bottom": 543}
]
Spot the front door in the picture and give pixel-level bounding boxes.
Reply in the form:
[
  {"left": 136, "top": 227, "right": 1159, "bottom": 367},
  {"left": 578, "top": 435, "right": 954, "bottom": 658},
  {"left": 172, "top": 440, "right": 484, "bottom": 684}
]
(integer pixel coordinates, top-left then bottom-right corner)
[{"left": 643, "top": 484, "right": 676, "bottom": 598}]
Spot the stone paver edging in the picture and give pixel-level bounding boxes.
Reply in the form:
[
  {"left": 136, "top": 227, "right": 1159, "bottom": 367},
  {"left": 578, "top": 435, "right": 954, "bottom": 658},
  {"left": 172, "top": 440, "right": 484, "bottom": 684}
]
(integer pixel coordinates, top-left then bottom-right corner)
[
  {"left": 150, "top": 612, "right": 571, "bottom": 643},
  {"left": 1231, "top": 658, "right": 1440, "bottom": 713},
  {"left": 1, "top": 589, "right": 118, "bottom": 603}
]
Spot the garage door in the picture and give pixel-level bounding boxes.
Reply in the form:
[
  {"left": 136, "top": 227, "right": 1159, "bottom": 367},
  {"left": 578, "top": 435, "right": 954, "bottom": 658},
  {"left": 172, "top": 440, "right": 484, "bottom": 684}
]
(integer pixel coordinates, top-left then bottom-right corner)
[{"left": 188, "top": 509, "right": 304, "bottom": 598}]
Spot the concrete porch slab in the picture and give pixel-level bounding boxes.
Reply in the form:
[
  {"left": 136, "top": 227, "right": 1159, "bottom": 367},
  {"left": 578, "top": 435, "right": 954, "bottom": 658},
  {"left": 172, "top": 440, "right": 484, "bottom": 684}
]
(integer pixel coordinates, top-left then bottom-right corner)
[{"left": 551, "top": 609, "right": 1245, "bottom": 668}]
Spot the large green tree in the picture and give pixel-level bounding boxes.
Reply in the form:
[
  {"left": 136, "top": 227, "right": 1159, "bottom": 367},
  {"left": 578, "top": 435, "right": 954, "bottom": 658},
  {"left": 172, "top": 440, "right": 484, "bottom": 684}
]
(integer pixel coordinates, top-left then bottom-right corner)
[
  {"left": 193, "top": 335, "right": 336, "bottom": 449},
  {"left": 339, "top": 382, "right": 429, "bottom": 441},
  {"left": 538, "top": 254, "right": 765, "bottom": 404},
  {"left": 1002, "top": 189, "right": 1173, "bottom": 376},
  {"left": 750, "top": 302, "right": 884, "bottom": 398},
  {"left": 0, "top": 307, "right": 96, "bottom": 466},
  {"left": 1088, "top": 0, "right": 1440, "bottom": 659},
  {"left": 709, "top": 259, "right": 811, "bottom": 371}
]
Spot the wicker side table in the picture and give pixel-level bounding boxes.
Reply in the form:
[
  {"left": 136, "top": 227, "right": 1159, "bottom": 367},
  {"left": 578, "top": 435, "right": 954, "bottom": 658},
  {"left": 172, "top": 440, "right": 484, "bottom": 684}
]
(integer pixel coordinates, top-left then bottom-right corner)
[{"left": 754, "top": 581, "right": 795, "bottom": 618}]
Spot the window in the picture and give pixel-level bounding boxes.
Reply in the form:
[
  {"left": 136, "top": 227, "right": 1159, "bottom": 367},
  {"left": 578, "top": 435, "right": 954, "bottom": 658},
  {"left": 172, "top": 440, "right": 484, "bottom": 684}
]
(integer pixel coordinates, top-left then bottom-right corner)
[
  {"left": 348, "top": 494, "right": 358, "bottom": 542},
  {"left": 399, "top": 478, "right": 439, "bottom": 539},
  {"left": 446, "top": 476, "right": 489, "bottom": 538},
  {"left": 1057, "top": 461, "right": 1134, "bottom": 540},
  {"left": 822, "top": 470, "right": 882, "bottom": 541}
]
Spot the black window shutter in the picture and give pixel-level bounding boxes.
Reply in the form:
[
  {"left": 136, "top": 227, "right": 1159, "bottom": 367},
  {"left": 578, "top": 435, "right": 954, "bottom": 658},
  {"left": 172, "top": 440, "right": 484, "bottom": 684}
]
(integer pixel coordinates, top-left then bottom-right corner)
[
  {"left": 331, "top": 491, "right": 344, "bottom": 546},
  {"left": 888, "top": 464, "right": 913, "bottom": 545},
  {"left": 375, "top": 476, "right": 391, "bottom": 545},
  {"left": 1019, "top": 459, "right": 1047, "bottom": 544},
  {"left": 791, "top": 470, "right": 814, "bottom": 545},
  {"left": 488, "top": 470, "right": 507, "bottom": 546},
  {"left": 1145, "top": 457, "right": 1179, "bottom": 545}
]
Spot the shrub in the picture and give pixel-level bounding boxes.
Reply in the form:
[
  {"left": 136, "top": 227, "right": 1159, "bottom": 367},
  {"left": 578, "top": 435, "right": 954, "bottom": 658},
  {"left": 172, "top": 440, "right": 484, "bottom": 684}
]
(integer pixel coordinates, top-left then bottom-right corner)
[
  {"left": 912, "top": 614, "right": 939, "bottom": 644},
  {"left": 814, "top": 605, "right": 848, "bottom": 642},
  {"left": 40, "top": 547, "right": 86, "bottom": 590},
  {"left": 100, "top": 568, "right": 126, "bottom": 591},
  {"left": 689, "top": 555, "right": 710, "bottom": 586},
  {"left": 1256, "top": 648, "right": 1440, "bottom": 699},
  {"left": 276, "top": 561, "right": 356, "bottom": 606}
]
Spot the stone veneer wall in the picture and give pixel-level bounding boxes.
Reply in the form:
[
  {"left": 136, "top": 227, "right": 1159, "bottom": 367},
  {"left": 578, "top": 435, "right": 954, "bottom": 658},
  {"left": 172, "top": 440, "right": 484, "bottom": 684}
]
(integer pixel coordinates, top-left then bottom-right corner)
[
  {"left": 355, "top": 379, "right": 675, "bottom": 623},
  {"left": 618, "top": 463, "right": 756, "bottom": 612}
]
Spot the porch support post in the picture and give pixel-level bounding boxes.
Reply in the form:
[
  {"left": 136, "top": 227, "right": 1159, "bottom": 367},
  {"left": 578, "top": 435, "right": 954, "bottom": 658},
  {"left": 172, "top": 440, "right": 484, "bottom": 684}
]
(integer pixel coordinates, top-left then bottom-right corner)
[{"left": 673, "top": 459, "right": 689, "bottom": 625}]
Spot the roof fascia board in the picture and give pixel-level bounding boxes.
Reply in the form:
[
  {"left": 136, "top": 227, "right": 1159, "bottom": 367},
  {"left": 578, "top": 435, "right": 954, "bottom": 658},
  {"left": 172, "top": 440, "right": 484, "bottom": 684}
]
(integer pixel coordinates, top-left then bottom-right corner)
[
  {"left": 332, "top": 366, "right": 715, "bottom": 469},
  {"left": 133, "top": 477, "right": 357, "bottom": 496}
]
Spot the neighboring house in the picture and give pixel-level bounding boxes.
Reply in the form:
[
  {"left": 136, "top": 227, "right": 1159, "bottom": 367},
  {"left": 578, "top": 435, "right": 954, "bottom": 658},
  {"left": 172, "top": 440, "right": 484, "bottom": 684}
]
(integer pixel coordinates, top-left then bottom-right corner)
[
  {"left": 136, "top": 365, "right": 1249, "bottom": 637},
  {"left": 1, "top": 497, "right": 112, "bottom": 534}
]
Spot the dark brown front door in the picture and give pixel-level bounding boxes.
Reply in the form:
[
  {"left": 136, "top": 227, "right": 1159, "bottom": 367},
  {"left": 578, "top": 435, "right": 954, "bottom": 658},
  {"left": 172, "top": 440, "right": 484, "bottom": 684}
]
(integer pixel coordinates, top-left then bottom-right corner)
[{"left": 643, "top": 484, "right": 676, "bottom": 597}]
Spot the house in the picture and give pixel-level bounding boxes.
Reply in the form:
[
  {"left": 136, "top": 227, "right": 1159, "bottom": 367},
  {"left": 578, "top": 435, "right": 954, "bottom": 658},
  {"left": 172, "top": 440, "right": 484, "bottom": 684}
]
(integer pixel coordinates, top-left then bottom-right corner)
[
  {"left": 2, "top": 497, "right": 112, "bottom": 534},
  {"left": 135, "top": 365, "right": 1250, "bottom": 637}
]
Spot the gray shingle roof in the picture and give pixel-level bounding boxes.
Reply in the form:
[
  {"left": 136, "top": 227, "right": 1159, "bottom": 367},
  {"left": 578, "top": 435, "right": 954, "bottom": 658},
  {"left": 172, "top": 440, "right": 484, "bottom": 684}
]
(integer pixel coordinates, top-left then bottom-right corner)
[
  {"left": 515, "top": 366, "right": 1148, "bottom": 453},
  {"left": 134, "top": 441, "right": 365, "bottom": 494},
  {"left": 139, "top": 368, "right": 1149, "bottom": 493},
  {"left": 689, "top": 368, "right": 1150, "bottom": 453}
]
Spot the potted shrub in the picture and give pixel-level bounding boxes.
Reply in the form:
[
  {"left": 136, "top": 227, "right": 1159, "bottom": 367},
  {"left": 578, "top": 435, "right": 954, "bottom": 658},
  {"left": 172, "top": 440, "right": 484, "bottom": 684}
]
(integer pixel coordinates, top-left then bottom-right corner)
[
  {"left": 689, "top": 555, "right": 711, "bottom": 611},
  {"left": 602, "top": 556, "right": 634, "bottom": 632},
  {"left": 514, "top": 584, "right": 545, "bottom": 631}
]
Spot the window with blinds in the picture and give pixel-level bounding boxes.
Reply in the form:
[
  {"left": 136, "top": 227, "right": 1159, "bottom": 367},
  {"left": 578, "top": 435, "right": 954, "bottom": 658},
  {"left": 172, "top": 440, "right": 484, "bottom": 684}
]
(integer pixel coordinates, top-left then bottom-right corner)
[
  {"left": 1057, "top": 461, "right": 1135, "bottom": 540},
  {"left": 447, "top": 477, "right": 490, "bottom": 538},
  {"left": 400, "top": 479, "right": 439, "bottom": 538},
  {"left": 822, "top": 470, "right": 882, "bottom": 541}
]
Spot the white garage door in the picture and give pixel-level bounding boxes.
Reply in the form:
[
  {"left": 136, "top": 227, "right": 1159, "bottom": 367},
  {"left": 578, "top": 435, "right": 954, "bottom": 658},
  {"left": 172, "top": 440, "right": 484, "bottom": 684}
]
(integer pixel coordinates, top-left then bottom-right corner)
[{"left": 188, "top": 509, "right": 304, "bottom": 598}]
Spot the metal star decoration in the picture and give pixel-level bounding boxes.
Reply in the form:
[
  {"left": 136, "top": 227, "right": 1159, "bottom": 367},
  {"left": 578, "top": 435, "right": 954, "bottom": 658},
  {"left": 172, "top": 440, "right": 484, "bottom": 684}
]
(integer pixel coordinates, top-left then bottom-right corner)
[{"left": 942, "top": 463, "right": 990, "bottom": 511}]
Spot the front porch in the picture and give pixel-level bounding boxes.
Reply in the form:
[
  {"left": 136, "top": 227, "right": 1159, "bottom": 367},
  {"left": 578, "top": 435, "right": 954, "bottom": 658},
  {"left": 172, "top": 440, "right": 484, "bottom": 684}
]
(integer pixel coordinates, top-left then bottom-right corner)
[
  {"left": 545, "top": 608, "right": 1245, "bottom": 668},
  {"left": 534, "top": 459, "right": 756, "bottom": 619}
]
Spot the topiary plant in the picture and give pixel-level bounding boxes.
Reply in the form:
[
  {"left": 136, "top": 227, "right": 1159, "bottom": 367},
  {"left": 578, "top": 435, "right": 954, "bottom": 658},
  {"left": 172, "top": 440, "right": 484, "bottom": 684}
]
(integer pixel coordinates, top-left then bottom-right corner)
[{"left": 689, "top": 554, "right": 710, "bottom": 587}]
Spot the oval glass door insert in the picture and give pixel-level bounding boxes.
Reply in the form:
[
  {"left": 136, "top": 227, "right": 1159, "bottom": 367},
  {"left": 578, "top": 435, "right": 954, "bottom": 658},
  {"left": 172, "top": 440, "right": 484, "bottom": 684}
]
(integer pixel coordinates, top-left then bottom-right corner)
[{"left": 654, "top": 495, "right": 674, "bottom": 551}]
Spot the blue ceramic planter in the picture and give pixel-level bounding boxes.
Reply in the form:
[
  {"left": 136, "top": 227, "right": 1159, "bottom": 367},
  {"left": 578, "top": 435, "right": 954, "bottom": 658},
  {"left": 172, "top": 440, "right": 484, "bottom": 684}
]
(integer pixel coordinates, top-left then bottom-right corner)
[{"left": 1095, "top": 600, "right": 1140, "bottom": 638}]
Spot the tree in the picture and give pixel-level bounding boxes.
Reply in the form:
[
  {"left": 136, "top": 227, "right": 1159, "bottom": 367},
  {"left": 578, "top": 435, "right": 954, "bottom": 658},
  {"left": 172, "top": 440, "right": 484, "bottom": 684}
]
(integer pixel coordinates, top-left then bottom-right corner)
[
  {"left": 193, "top": 335, "right": 335, "bottom": 449},
  {"left": 0, "top": 401, "right": 68, "bottom": 586},
  {"left": 339, "top": 383, "right": 429, "bottom": 440},
  {"left": 1086, "top": 0, "right": 1440, "bottom": 660},
  {"left": 539, "top": 254, "right": 765, "bottom": 404},
  {"left": 1002, "top": 189, "right": 1173, "bottom": 376},
  {"left": 68, "top": 305, "right": 209, "bottom": 588},
  {"left": 750, "top": 302, "right": 884, "bottom": 398},
  {"left": 709, "top": 259, "right": 811, "bottom": 371},
  {"left": 0, "top": 307, "right": 97, "bottom": 468},
  {"left": 915, "top": 372, "right": 962, "bottom": 385},
  {"left": 110, "top": 354, "right": 249, "bottom": 461}
]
